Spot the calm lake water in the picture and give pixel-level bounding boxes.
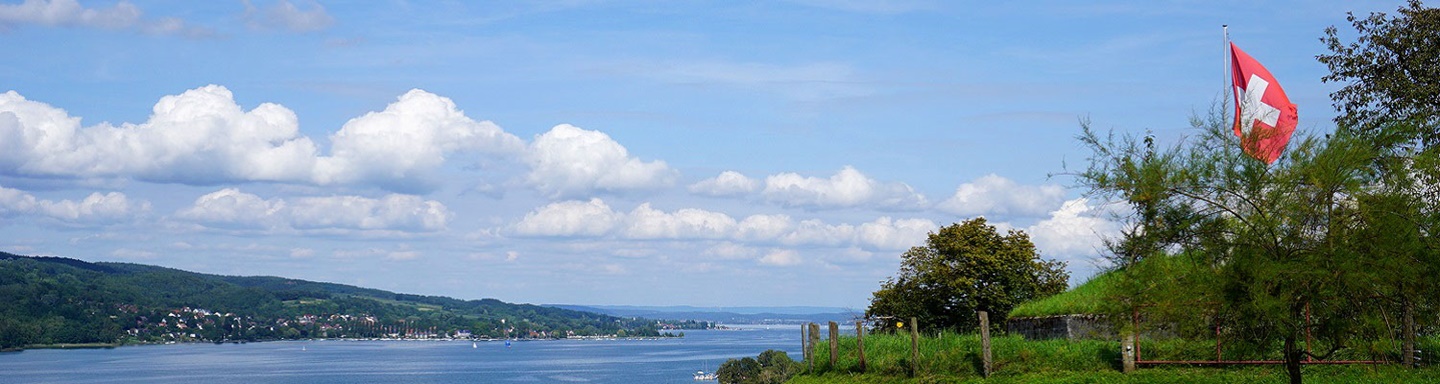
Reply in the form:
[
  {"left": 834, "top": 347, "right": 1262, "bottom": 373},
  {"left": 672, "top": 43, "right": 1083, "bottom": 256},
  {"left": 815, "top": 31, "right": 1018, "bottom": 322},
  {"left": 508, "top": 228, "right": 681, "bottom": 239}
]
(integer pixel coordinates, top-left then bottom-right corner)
[{"left": 0, "top": 325, "right": 804, "bottom": 384}]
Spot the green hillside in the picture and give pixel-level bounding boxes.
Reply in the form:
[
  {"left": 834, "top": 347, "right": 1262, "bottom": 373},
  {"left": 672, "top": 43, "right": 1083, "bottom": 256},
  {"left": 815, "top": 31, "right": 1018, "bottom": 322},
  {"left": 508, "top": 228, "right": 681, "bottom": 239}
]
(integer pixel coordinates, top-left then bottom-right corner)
[{"left": 0, "top": 252, "right": 709, "bottom": 350}]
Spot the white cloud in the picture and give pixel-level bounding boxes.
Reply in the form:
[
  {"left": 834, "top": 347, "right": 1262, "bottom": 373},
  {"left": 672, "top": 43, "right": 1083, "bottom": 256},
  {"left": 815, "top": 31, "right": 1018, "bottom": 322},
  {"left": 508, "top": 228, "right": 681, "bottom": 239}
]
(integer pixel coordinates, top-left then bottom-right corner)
[
  {"left": 856, "top": 217, "right": 934, "bottom": 251},
  {"left": 0, "top": 185, "right": 148, "bottom": 225},
  {"left": 512, "top": 198, "right": 622, "bottom": 237},
  {"left": 758, "top": 249, "right": 802, "bottom": 266},
  {"left": 689, "top": 170, "right": 759, "bottom": 197},
  {"left": 175, "top": 188, "right": 450, "bottom": 233},
  {"left": 0, "top": 0, "right": 211, "bottom": 37},
  {"left": 1025, "top": 198, "right": 1120, "bottom": 261},
  {"left": 621, "top": 203, "right": 736, "bottom": 240},
  {"left": 316, "top": 89, "right": 525, "bottom": 188},
  {"left": 0, "top": 86, "right": 523, "bottom": 192},
  {"left": 526, "top": 124, "right": 676, "bottom": 198},
  {"left": 762, "top": 166, "right": 926, "bottom": 210},
  {"left": 243, "top": 0, "right": 333, "bottom": 33},
  {"left": 735, "top": 214, "right": 793, "bottom": 241},
  {"left": 938, "top": 174, "right": 1067, "bottom": 217},
  {"left": 702, "top": 242, "right": 758, "bottom": 260},
  {"left": 0, "top": 86, "right": 318, "bottom": 183}
]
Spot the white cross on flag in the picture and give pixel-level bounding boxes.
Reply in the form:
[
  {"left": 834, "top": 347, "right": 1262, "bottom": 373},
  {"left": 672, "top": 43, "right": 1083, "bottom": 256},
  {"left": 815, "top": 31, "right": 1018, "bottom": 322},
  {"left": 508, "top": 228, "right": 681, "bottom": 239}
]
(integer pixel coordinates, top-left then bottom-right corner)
[{"left": 1230, "top": 42, "right": 1297, "bottom": 164}]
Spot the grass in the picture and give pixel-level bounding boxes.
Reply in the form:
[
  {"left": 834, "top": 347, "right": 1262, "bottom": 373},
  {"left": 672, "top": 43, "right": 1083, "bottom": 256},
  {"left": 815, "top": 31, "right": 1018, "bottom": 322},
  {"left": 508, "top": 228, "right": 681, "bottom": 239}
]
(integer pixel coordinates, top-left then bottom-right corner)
[
  {"left": 795, "top": 332, "right": 1440, "bottom": 383},
  {"left": 1008, "top": 271, "right": 1120, "bottom": 318}
]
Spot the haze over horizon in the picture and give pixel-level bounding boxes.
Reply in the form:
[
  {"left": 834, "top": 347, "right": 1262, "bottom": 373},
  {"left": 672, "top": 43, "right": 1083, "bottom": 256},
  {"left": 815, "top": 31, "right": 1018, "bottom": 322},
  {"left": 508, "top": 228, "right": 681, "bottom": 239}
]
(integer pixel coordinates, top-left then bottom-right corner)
[{"left": 0, "top": 0, "right": 1400, "bottom": 308}]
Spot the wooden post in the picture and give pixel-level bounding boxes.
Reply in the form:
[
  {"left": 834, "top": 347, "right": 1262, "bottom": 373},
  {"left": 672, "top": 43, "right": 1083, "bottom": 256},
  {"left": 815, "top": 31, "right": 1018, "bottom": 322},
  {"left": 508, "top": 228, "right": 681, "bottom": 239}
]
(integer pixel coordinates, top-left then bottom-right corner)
[
  {"left": 1405, "top": 303, "right": 1417, "bottom": 367},
  {"left": 828, "top": 321, "right": 839, "bottom": 368},
  {"left": 979, "top": 311, "right": 992, "bottom": 378},
  {"left": 1122, "top": 332, "right": 1136, "bottom": 373},
  {"left": 855, "top": 321, "right": 867, "bottom": 373},
  {"left": 909, "top": 316, "right": 920, "bottom": 377},
  {"left": 801, "top": 323, "right": 810, "bottom": 365},
  {"left": 809, "top": 323, "right": 821, "bottom": 371}
]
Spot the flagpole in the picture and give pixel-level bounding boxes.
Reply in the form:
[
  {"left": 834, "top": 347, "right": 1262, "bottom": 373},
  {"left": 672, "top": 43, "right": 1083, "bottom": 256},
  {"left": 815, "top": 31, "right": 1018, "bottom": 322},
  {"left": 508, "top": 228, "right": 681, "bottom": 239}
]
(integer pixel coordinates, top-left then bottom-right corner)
[{"left": 1223, "top": 25, "right": 1230, "bottom": 104}]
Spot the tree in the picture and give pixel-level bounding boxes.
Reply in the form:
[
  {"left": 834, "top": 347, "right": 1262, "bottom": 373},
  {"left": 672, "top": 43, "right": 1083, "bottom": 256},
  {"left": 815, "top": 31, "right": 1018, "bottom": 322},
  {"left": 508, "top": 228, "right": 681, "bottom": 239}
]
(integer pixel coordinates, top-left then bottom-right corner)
[
  {"left": 717, "top": 357, "right": 760, "bottom": 384},
  {"left": 1076, "top": 109, "right": 1386, "bottom": 384},
  {"left": 1319, "top": 1, "right": 1440, "bottom": 366},
  {"left": 865, "top": 218, "right": 1069, "bottom": 333},
  {"left": 1319, "top": 0, "right": 1440, "bottom": 151}
]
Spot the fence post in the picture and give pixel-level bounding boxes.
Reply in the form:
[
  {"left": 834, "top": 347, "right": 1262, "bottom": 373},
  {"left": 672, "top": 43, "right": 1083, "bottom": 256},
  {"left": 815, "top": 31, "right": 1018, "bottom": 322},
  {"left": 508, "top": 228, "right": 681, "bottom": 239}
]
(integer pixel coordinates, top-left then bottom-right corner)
[
  {"left": 801, "top": 323, "right": 810, "bottom": 366},
  {"left": 979, "top": 311, "right": 992, "bottom": 378},
  {"left": 809, "top": 323, "right": 821, "bottom": 371},
  {"left": 909, "top": 316, "right": 920, "bottom": 377},
  {"left": 1406, "top": 303, "right": 1417, "bottom": 368},
  {"left": 828, "top": 321, "right": 839, "bottom": 369},
  {"left": 856, "top": 321, "right": 867, "bottom": 373},
  {"left": 1122, "top": 333, "right": 1136, "bottom": 373}
]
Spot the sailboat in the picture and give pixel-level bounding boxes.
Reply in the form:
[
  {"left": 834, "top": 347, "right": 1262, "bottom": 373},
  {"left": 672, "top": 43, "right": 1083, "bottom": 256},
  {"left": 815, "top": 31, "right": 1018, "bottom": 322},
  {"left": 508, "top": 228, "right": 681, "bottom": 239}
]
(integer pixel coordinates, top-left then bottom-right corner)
[
  {"left": 693, "top": 361, "right": 718, "bottom": 381},
  {"left": 472, "top": 341, "right": 477, "bottom": 349}
]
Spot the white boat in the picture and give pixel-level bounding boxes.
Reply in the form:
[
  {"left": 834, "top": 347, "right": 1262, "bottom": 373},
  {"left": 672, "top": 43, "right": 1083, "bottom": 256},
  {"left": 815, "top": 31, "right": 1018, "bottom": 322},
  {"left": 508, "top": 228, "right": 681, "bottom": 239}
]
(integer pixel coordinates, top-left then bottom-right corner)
[{"left": 693, "top": 370, "right": 717, "bottom": 381}]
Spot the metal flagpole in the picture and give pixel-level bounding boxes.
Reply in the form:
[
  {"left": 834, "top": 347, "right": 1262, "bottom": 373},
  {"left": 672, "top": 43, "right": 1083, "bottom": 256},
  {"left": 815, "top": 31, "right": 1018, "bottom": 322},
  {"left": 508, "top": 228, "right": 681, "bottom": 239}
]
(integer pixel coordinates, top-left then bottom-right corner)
[{"left": 1223, "top": 25, "right": 1230, "bottom": 102}]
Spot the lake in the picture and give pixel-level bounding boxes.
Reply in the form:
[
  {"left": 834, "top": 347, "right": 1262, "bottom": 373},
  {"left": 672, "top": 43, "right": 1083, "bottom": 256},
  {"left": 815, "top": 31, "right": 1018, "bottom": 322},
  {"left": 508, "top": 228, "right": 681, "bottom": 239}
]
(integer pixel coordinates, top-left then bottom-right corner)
[{"left": 0, "top": 325, "right": 805, "bottom": 384}]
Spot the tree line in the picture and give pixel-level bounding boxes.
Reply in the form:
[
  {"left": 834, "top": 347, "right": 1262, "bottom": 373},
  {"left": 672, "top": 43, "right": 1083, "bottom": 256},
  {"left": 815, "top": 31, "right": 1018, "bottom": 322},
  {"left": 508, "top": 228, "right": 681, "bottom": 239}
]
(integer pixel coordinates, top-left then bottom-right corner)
[{"left": 0, "top": 253, "right": 706, "bottom": 349}]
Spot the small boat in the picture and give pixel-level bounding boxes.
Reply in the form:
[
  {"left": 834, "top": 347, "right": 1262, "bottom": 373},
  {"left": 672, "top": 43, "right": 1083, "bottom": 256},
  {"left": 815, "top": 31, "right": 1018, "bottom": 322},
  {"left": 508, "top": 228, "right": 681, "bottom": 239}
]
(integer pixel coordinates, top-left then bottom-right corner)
[
  {"left": 693, "top": 370, "right": 717, "bottom": 381},
  {"left": 472, "top": 342, "right": 477, "bottom": 349}
]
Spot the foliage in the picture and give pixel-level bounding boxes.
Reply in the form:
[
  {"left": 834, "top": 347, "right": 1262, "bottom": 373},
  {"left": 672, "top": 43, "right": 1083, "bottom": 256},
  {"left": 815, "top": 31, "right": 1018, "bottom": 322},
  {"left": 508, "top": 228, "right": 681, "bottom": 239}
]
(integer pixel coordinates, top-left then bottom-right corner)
[
  {"left": 0, "top": 253, "right": 694, "bottom": 349},
  {"left": 795, "top": 332, "right": 1440, "bottom": 383},
  {"left": 1073, "top": 104, "right": 1440, "bottom": 384},
  {"left": 865, "top": 219, "right": 1069, "bottom": 333},
  {"left": 1318, "top": 0, "right": 1440, "bottom": 150},
  {"left": 717, "top": 349, "right": 799, "bottom": 384}
]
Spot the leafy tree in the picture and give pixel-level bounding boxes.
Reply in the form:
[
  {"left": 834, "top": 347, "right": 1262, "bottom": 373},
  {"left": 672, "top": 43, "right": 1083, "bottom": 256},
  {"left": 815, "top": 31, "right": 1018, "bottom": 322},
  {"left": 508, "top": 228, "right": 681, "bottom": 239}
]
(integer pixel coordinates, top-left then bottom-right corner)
[
  {"left": 1076, "top": 108, "right": 1397, "bottom": 384},
  {"left": 865, "top": 218, "right": 1068, "bottom": 333},
  {"left": 1318, "top": 0, "right": 1440, "bottom": 151},
  {"left": 717, "top": 350, "right": 797, "bottom": 384},
  {"left": 1319, "top": 0, "right": 1440, "bottom": 366},
  {"left": 717, "top": 357, "right": 760, "bottom": 384}
]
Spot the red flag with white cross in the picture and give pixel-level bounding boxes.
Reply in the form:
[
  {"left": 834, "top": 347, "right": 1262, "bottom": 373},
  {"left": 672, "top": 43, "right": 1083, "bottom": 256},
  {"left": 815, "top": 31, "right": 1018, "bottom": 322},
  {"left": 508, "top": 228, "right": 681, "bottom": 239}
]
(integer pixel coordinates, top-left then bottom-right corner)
[{"left": 1230, "top": 42, "right": 1298, "bottom": 164}]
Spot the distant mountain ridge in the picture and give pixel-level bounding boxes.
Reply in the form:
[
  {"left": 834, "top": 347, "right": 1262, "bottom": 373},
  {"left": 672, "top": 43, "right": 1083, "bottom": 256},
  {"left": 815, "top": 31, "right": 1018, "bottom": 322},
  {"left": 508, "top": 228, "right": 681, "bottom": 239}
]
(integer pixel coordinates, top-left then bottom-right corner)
[
  {"left": 0, "top": 253, "right": 709, "bottom": 350},
  {"left": 548, "top": 304, "right": 860, "bottom": 324}
]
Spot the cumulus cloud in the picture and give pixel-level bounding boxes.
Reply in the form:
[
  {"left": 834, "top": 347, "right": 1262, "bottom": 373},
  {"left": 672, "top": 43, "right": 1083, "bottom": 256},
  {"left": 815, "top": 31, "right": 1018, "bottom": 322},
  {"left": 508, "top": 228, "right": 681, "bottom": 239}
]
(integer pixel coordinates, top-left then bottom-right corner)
[
  {"left": 0, "top": 0, "right": 211, "bottom": 37},
  {"left": 0, "top": 86, "right": 523, "bottom": 192},
  {"left": 512, "top": 198, "right": 622, "bottom": 237},
  {"left": 509, "top": 198, "right": 932, "bottom": 251},
  {"left": 527, "top": 124, "right": 676, "bottom": 198},
  {"left": 317, "top": 89, "right": 525, "bottom": 187},
  {"left": 1024, "top": 198, "right": 1120, "bottom": 261},
  {"left": 243, "top": 0, "right": 333, "bottom": 33},
  {"left": 758, "top": 249, "right": 802, "bottom": 266},
  {"left": 735, "top": 214, "right": 793, "bottom": 241},
  {"left": 856, "top": 217, "right": 934, "bottom": 251},
  {"left": 762, "top": 166, "right": 926, "bottom": 210},
  {"left": 622, "top": 203, "right": 736, "bottom": 240},
  {"left": 689, "top": 170, "right": 759, "bottom": 197},
  {"left": 175, "top": 188, "right": 450, "bottom": 233},
  {"left": 938, "top": 174, "right": 1067, "bottom": 217},
  {"left": 0, "top": 185, "right": 148, "bottom": 225}
]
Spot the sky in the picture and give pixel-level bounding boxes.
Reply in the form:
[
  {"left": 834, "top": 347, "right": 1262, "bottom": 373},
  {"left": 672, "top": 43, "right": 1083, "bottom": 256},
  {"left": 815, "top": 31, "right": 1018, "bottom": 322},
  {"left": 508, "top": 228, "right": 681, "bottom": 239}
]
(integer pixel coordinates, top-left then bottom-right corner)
[{"left": 0, "top": 0, "right": 1410, "bottom": 309}]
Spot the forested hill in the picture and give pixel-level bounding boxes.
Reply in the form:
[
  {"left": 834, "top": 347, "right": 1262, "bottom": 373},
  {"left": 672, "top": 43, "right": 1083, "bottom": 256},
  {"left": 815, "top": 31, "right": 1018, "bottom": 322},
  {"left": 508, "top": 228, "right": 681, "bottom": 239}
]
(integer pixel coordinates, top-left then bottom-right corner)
[{"left": 0, "top": 252, "right": 712, "bottom": 350}]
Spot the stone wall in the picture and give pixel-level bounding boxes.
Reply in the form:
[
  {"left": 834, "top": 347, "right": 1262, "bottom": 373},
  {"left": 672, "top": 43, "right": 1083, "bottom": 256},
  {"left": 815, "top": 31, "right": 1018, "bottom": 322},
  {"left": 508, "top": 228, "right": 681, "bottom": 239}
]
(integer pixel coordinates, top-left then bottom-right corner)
[{"left": 1006, "top": 314, "right": 1113, "bottom": 340}]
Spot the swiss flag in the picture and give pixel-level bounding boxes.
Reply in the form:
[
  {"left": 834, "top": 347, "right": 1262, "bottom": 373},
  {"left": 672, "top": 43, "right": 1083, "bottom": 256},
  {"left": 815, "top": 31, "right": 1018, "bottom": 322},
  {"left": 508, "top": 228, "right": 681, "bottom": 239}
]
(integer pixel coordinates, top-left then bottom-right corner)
[{"left": 1230, "top": 42, "right": 1298, "bottom": 164}]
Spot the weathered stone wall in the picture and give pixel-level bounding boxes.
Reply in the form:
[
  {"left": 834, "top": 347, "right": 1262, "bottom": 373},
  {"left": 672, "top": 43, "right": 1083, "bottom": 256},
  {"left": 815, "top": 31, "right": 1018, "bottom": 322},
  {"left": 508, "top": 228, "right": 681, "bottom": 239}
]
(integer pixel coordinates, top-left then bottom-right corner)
[{"left": 1006, "top": 314, "right": 1114, "bottom": 340}]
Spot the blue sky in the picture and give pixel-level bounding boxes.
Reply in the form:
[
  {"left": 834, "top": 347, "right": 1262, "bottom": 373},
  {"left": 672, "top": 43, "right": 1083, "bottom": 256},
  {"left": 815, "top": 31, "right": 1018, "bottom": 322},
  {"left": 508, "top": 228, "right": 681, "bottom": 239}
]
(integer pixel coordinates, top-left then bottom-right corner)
[{"left": 0, "top": 0, "right": 1405, "bottom": 309}]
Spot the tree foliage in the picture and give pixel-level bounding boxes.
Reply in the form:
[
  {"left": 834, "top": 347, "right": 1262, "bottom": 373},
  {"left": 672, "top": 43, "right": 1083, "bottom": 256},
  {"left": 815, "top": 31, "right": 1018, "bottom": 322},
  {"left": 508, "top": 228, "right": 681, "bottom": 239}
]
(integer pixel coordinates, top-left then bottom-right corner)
[
  {"left": 1319, "top": 0, "right": 1440, "bottom": 151},
  {"left": 1075, "top": 104, "right": 1440, "bottom": 383},
  {"left": 0, "top": 253, "right": 697, "bottom": 349},
  {"left": 717, "top": 349, "right": 799, "bottom": 384},
  {"left": 865, "top": 218, "right": 1068, "bottom": 333}
]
